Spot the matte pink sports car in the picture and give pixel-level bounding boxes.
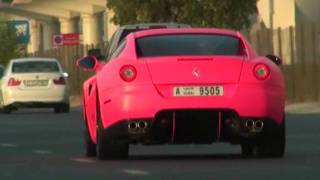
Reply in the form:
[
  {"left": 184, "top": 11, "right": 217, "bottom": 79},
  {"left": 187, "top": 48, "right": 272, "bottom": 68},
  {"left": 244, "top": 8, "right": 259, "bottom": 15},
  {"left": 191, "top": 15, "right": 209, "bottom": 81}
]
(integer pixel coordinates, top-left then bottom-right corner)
[{"left": 77, "top": 28, "right": 285, "bottom": 160}]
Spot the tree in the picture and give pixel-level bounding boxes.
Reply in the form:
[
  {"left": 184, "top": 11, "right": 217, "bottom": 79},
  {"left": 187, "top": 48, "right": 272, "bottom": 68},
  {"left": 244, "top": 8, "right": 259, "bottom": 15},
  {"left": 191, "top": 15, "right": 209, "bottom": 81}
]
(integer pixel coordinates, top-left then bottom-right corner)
[
  {"left": 0, "top": 22, "right": 22, "bottom": 65},
  {"left": 107, "top": 0, "right": 257, "bottom": 30},
  {"left": 2, "top": 0, "right": 14, "bottom": 3}
]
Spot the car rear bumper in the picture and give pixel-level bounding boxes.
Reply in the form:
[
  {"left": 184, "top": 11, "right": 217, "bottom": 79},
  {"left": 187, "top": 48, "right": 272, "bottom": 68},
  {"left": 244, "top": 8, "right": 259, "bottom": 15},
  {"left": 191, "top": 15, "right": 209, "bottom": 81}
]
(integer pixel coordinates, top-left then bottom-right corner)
[
  {"left": 99, "top": 83, "right": 285, "bottom": 129},
  {"left": 1, "top": 86, "right": 69, "bottom": 107},
  {"left": 100, "top": 113, "right": 284, "bottom": 145}
]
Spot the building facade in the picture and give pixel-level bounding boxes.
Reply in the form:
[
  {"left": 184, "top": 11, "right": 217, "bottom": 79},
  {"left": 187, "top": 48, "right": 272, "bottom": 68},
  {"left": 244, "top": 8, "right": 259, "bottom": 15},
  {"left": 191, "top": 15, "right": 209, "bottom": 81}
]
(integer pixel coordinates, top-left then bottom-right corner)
[
  {"left": 257, "top": 0, "right": 320, "bottom": 29},
  {"left": 0, "top": 0, "right": 118, "bottom": 53}
]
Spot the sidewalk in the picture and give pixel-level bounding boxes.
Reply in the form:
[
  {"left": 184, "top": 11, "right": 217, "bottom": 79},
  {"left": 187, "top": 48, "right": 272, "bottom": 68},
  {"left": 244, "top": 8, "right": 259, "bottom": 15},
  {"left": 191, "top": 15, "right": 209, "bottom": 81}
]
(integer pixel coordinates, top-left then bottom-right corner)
[
  {"left": 70, "top": 95, "right": 81, "bottom": 107},
  {"left": 285, "top": 102, "right": 320, "bottom": 114}
]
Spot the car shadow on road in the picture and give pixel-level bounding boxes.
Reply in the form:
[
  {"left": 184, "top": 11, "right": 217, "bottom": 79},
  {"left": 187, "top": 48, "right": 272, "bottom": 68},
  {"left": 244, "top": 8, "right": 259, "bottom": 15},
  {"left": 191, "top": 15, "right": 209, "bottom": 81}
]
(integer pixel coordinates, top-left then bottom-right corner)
[
  {"left": 127, "top": 153, "right": 243, "bottom": 161},
  {"left": 0, "top": 108, "right": 80, "bottom": 115}
]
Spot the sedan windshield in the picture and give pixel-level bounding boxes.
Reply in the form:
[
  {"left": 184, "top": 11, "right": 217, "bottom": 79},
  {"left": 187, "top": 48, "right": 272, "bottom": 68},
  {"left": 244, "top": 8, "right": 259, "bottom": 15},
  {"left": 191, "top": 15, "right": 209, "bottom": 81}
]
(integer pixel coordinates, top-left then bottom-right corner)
[
  {"left": 136, "top": 34, "right": 244, "bottom": 57},
  {"left": 12, "top": 61, "right": 60, "bottom": 73}
]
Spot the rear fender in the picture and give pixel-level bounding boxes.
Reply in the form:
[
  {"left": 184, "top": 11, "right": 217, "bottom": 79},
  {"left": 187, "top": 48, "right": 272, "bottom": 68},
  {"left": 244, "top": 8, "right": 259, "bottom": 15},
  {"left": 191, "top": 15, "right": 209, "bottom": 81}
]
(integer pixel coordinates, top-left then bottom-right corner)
[
  {"left": 83, "top": 77, "right": 98, "bottom": 143},
  {"left": 96, "top": 58, "right": 153, "bottom": 128},
  {"left": 239, "top": 57, "right": 285, "bottom": 124},
  {"left": 240, "top": 57, "right": 284, "bottom": 87}
]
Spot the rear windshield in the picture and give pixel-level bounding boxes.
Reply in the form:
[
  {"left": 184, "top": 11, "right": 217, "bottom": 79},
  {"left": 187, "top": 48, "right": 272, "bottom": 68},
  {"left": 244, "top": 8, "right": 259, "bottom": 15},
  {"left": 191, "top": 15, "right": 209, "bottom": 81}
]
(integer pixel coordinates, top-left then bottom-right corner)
[
  {"left": 136, "top": 34, "right": 244, "bottom": 57},
  {"left": 12, "top": 61, "right": 60, "bottom": 73}
]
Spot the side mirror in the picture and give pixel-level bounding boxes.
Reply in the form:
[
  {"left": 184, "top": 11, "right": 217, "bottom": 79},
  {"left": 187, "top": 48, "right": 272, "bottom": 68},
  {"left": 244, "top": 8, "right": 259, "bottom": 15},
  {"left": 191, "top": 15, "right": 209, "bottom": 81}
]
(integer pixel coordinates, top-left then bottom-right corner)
[
  {"left": 62, "top": 72, "right": 69, "bottom": 78},
  {"left": 0, "top": 66, "right": 4, "bottom": 78},
  {"left": 266, "top": 54, "right": 282, "bottom": 66},
  {"left": 76, "top": 56, "right": 98, "bottom": 71}
]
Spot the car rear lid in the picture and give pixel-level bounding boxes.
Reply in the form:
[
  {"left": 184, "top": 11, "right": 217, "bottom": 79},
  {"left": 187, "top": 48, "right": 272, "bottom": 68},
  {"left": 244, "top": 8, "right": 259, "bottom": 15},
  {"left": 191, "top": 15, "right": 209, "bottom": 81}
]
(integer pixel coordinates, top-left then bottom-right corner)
[{"left": 144, "top": 56, "right": 244, "bottom": 85}]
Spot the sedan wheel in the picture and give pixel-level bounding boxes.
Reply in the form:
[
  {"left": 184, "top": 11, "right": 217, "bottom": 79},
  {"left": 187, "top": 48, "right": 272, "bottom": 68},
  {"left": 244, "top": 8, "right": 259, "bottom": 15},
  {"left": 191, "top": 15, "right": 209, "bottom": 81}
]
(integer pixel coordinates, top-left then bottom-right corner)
[
  {"left": 54, "top": 103, "right": 70, "bottom": 113},
  {"left": 2, "top": 106, "right": 12, "bottom": 114}
]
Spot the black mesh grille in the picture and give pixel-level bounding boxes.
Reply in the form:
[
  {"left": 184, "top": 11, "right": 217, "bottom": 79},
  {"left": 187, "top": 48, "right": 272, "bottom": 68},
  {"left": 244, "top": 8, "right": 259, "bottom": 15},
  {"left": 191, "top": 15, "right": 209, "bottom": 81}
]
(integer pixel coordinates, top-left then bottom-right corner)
[{"left": 151, "top": 109, "right": 238, "bottom": 144}]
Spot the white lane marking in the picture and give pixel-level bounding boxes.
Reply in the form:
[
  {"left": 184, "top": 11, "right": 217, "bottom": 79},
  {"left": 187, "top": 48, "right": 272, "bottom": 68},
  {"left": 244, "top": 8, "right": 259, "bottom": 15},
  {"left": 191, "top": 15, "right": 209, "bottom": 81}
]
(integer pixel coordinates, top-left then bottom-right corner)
[
  {"left": 33, "top": 150, "right": 52, "bottom": 154},
  {"left": 122, "top": 169, "right": 150, "bottom": 176},
  {"left": 1, "top": 143, "right": 17, "bottom": 147},
  {"left": 70, "top": 158, "right": 97, "bottom": 163}
]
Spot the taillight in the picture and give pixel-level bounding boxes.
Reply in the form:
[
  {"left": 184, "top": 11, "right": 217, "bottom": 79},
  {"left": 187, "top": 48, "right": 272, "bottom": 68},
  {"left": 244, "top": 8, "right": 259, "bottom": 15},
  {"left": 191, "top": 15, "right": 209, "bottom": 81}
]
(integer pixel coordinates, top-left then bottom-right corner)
[
  {"left": 254, "top": 63, "right": 270, "bottom": 80},
  {"left": 7, "top": 78, "right": 21, "bottom": 86},
  {"left": 119, "top": 65, "right": 137, "bottom": 82},
  {"left": 53, "top": 77, "right": 66, "bottom": 85}
]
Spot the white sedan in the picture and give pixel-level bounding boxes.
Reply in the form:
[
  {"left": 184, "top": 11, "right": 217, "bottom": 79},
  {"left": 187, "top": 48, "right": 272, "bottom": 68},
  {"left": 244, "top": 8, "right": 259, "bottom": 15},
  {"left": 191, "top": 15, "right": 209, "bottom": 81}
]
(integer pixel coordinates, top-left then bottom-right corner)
[{"left": 0, "top": 58, "right": 70, "bottom": 113}]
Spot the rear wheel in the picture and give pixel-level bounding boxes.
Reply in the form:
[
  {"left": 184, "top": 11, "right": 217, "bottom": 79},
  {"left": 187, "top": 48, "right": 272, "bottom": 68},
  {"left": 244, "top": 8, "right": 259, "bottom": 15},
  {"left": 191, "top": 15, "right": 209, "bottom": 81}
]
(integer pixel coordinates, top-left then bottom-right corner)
[
  {"left": 54, "top": 103, "right": 70, "bottom": 113},
  {"left": 258, "top": 121, "right": 285, "bottom": 158},
  {"left": 2, "top": 106, "right": 11, "bottom": 114},
  {"left": 241, "top": 119, "right": 286, "bottom": 158},
  {"left": 96, "top": 108, "right": 128, "bottom": 160},
  {"left": 84, "top": 127, "right": 96, "bottom": 157},
  {"left": 96, "top": 120, "right": 129, "bottom": 160},
  {"left": 241, "top": 143, "right": 256, "bottom": 158}
]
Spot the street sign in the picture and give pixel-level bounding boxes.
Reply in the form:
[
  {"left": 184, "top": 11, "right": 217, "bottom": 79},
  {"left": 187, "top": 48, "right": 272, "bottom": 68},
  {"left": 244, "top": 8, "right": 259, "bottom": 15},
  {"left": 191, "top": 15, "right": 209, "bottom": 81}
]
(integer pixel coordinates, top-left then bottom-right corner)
[
  {"left": 8, "top": 20, "right": 30, "bottom": 44},
  {"left": 52, "top": 33, "right": 81, "bottom": 47}
]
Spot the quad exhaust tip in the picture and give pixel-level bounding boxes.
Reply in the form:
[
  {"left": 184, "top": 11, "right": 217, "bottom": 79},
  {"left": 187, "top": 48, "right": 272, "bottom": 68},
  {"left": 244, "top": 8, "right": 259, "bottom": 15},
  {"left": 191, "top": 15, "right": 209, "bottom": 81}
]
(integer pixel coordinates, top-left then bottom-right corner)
[
  {"left": 245, "top": 119, "right": 264, "bottom": 132},
  {"left": 128, "top": 121, "right": 148, "bottom": 130},
  {"left": 128, "top": 122, "right": 137, "bottom": 129},
  {"left": 245, "top": 119, "right": 254, "bottom": 128},
  {"left": 254, "top": 120, "right": 264, "bottom": 129},
  {"left": 137, "top": 121, "right": 147, "bottom": 129}
]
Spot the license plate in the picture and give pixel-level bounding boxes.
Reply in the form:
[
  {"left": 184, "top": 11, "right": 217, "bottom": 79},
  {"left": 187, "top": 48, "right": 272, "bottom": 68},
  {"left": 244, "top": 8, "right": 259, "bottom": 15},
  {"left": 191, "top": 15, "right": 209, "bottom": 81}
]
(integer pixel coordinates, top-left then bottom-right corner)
[
  {"left": 23, "top": 80, "right": 48, "bottom": 87},
  {"left": 173, "top": 86, "right": 224, "bottom": 96}
]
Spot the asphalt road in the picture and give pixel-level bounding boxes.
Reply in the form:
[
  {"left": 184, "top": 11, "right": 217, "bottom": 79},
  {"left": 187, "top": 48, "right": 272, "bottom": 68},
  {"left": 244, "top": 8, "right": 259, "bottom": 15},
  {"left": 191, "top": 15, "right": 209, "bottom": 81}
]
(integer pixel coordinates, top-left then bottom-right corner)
[{"left": 1, "top": 108, "right": 320, "bottom": 180}]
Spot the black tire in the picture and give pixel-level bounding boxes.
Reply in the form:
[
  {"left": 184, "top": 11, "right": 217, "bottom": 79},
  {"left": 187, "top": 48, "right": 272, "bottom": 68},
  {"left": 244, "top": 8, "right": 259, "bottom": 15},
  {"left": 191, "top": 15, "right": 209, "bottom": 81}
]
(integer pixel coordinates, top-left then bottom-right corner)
[
  {"left": 54, "top": 103, "right": 70, "bottom": 113},
  {"left": 241, "top": 143, "right": 257, "bottom": 158},
  {"left": 84, "top": 127, "right": 96, "bottom": 157},
  {"left": 96, "top": 115, "right": 129, "bottom": 160},
  {"left": 61, "top": 103, "right": 70, "bottom": 113},
  {"left": 54, "top": 107, "right": 60, "bottom": 113},
  {"left": 242, "top": 118, "right": 285, "bottom": 158},
  {"left": 274, "top": 122, "right": 286, "bottom": 157},
  {"left": 2, "top": 106, "right": 11, "bottom": 114},
  {"left": 258, "top": 121, "right": 286, "bottom": 158},
  {"left": 82, "top": 100, "right": 96, "bottom": 157}
]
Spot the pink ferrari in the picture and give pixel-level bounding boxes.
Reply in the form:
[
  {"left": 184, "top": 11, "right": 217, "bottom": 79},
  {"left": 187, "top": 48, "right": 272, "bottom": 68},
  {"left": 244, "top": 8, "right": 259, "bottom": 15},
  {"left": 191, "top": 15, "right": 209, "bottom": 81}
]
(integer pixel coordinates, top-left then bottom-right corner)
[{"left": 77, "top": 28, "right": 285, "bottom": 160}]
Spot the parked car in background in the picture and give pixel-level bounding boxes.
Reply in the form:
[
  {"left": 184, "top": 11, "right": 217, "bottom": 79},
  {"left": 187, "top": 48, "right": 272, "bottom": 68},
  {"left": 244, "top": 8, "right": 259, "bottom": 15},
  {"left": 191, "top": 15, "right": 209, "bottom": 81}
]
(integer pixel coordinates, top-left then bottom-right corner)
[
  {"left": 105, "top": 23, "right": 191, "bottom": 60},
  {"left": 77, "top": 28, "right": 285, "bottom": 160},
  {"left": 0, "top": 58, "right": 70, "bottom": 113}
]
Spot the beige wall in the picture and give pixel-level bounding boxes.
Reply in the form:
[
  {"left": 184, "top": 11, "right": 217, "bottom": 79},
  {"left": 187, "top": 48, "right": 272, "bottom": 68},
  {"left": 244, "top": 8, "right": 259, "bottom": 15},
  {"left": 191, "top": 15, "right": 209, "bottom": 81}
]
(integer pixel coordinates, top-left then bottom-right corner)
[
  {"left": 257, "top": 0, "right": 271, "bottom": 27},
  {"left": 257, "top": 0, "right": 295, "bottom": 29},
  {"left": 273, "top": 0, "right": 295, "bottom": 28}
]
